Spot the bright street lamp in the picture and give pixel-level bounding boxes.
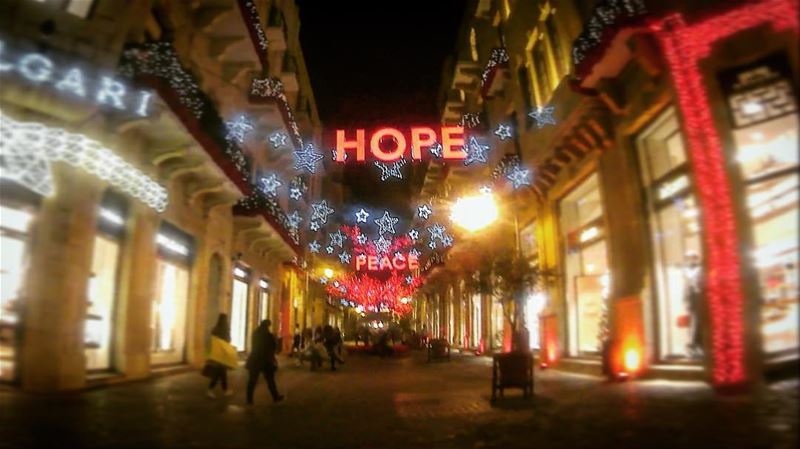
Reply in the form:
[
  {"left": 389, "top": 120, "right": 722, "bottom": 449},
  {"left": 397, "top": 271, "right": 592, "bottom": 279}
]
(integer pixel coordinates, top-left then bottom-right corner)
[
  {"left": 450, "top": 191, "right": 499, "bottom": 232},
  {"left": 323, "top": 268, "right": 334, "bottom": 278}
]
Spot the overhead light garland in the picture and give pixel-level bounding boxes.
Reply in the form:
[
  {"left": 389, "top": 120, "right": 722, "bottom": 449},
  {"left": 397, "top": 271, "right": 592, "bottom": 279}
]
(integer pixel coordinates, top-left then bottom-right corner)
[
  {"left": 480, "top": 47, "right": 510, "bottom": 92},
  {"left": 236, "top": 0, "right": 269, "bottom": 67},
  {"left": 0, "top": 109, "right": 168, "bottom": 212},
  {"left": 250, "top": 76, "right": 303, "bottom": 148}
]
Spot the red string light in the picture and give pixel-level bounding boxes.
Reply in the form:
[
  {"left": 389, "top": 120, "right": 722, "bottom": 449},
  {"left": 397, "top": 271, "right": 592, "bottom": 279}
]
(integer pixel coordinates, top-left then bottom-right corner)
[{"left": 649, "top": 0, "right": 798, "bottom": 387}]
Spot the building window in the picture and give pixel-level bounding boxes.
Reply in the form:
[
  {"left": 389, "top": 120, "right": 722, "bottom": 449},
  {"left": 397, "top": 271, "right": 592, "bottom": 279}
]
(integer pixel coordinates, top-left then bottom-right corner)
[
  {"left": 231, "top": 266, "right": 251, "bottom": 351},
  {"left": 85, "top": 194, "right": 126, "bottom": 371},
  {"left": 150, "top": 224, "right": 193, "bottom": 365},
  {"left": 0, "top": 204, "right": 34, "bottom": 382},
  {"left": 259, "top": 279, "right": 270, "bottom": 322},
  {"left": 560, "top": 173, "right": 608, "bottom": 355},
  {"left": 637, "top": 107, "right": 704, "bottom": 361},
  {"left": 65, "top": 0, "right": 95, "bottom": 18},
  {"left": 720, "top": 53, "right": 799, "bottom": 356}
]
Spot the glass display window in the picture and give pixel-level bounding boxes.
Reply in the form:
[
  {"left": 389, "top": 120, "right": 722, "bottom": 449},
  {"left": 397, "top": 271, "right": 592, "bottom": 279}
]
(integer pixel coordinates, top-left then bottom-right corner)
[
  {"left": 636, "top": 107, "right": 705, "bottom": 361},
  {"left": 259, "top": 279, "right": 270, "bottom": 322},
  {"left": 560, "top": 173, "right": 608, "bottom": 356},
  {"left": 85, "top": 235, "right": 120, "bottom": 371},
  {"left": 150, "top": 223, "right": 193, "bottom": 365},
  {"left": 471, "top": 293, "right": 482, "bottom": 348},
  {"left": 230, "top": 266, "right": 251, "bottom": 351},
  {"left": 0, "top": 204, "right": 33, "bottom": 382},
  {"left": 724, "top": 58, "right": 799, "bottom": 355}
]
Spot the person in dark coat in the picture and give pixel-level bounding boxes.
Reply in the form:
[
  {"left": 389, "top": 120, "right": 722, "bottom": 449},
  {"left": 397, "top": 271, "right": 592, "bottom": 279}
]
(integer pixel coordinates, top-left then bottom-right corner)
[
  {"left": 246, "top": 320, "right": 284, "bottom": 404},
  {"left": 206, "top": 314, "right": 232, "bottom": 398},
  {"left": 323, "top": 325, "right": 345, "bottom": 371}
]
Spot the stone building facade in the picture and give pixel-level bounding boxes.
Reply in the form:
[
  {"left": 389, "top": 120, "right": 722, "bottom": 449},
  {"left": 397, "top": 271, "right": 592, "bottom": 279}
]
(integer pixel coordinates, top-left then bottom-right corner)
[
  {"left": 416, "top": 0, "right": 798, "bottom": 388},
  {"left": 0, "top": 0, "right": 340, "bottom": 392}
]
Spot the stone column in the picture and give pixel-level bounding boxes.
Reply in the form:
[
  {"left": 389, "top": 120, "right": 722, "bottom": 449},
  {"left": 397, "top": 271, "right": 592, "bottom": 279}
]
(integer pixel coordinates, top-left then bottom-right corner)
[
  {"left": 21, "top": 164, "right": 102, "bottom": 392},
  {"left": 114, "top": 202, "right": 159, "bottom": 380}
]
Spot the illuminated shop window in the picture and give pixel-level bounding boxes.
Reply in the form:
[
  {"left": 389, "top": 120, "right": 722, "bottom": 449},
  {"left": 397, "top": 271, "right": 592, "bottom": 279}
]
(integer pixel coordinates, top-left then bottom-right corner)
[
  {"left": 721, "top": 54, "right": 799, "bottom": 356},
  {"left": 231, "top": 267, "right": 251, "bottom": 351},
  {"left": 471, "top": 287, "right": 482, "bottom": 348},
  {"left": 259, "top": 279, "right": 270, "bottom": 322},
  {"left": 150, "top": 224, "right": 192, "bottom": 365},
  {"left": 560, "top": 173, "right": 608, "bottom": 355},
  {"left": 0, "top": 205, "right": 33, "bottom": 382},
  {"left": 469, "top": 27, "right": 479, "bottom": 62},
  {"left": 636, "top": 107, "right": 704, "bottom": 361}
]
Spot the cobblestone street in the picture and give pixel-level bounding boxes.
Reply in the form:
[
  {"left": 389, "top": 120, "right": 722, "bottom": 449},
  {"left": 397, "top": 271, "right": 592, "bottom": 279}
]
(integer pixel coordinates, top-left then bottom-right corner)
[{"left": 1, "top": 351, "right": 797, "bottom": 449}]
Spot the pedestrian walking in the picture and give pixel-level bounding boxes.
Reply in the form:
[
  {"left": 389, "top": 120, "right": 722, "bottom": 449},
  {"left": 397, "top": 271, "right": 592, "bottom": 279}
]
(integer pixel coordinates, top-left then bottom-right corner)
[
  {"left": 203, "top": 314, "right": 235, "bottom": 398},
  {"left": 245, "top": 320, "right": 284, "bottom": 405},
  {"left": 323, "top": 325, "right": 345, "bottom": 371},
  {"left": 291, "top": 323, "right": 302, "bottom": 357}
]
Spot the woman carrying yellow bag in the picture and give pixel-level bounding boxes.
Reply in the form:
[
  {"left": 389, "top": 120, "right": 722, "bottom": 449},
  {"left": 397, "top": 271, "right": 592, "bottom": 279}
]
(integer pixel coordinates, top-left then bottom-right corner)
[{"left": 203, "top": 314, "right": 238, "bottom": 398}]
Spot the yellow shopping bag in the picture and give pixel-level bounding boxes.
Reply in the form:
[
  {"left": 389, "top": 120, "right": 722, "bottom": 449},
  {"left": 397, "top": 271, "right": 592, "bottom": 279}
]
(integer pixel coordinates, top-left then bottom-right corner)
[{"left": 208, "top": 336, "right": 239, "bottom": 369}]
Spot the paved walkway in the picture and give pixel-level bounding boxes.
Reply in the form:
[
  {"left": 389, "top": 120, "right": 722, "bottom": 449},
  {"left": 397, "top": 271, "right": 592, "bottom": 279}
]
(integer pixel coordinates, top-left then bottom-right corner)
[{"left": 1, "top": 351, "right": 797, "bottom": 449}]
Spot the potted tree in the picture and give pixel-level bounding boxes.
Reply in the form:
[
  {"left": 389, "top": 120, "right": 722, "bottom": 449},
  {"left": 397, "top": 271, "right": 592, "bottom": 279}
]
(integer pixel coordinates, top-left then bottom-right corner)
[{"left": 490, "top": 253, "right": 557, "bottom": 402}]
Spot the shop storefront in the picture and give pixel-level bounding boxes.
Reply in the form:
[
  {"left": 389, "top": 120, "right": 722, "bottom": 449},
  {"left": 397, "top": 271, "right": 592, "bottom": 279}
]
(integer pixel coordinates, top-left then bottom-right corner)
[
  {"left": 150, "top": 223, "right": 193, "bottom": 366},
  {"left": 636, "top": 107, "right": 706, "bottom": 362},
  {"left": 560, "top": 173, "right": 608, "bottom": 356},
  {"left": 85, "top": 191, "right": 127, "bottom": 371},
  {"left": 720, "top": 53, "right": 799, "bottom": 357},
  {"left": 231, "top": 266, "right": 251, "bottom": 352}
]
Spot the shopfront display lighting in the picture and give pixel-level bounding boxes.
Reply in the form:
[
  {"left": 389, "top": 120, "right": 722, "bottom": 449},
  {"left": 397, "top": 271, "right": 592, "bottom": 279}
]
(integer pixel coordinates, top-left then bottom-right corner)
[{"left": 98, "top": 208, "right": 125, "bottom": 226}]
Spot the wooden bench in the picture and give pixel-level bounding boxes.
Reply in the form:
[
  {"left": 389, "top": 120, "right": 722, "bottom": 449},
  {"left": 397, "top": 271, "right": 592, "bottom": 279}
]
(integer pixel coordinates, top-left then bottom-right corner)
[
  {"left": 492, "top": 351, "right": 533, "bottom": 402},
  {"left": 427, "top": 338, "right": 451, "bottom": 362}
]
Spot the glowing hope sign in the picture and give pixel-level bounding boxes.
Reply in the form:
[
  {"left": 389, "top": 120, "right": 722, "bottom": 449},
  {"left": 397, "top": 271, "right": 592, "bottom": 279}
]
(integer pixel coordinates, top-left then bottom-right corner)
[
  {"left": 0, "top": 40, "right": 152, "bottom": 117},
  {"left": 355, "top": 253, "right": 420, "bottom": 272},
  {"left": 334, "top": 126, "right": 466, "bottom": 162}
]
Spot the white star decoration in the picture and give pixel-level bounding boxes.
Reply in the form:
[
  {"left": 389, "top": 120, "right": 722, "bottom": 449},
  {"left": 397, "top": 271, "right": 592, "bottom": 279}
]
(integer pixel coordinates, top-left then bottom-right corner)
[
  {"left": 429, "top": 240, "right": 437, "bottom": 249},
  {"left": 428, "top": 223, "right": 446, "bottom": 241},
  {"left": 332, "top": 149, "right": 348, "bottom": 162},
  {"left": 308, "top": 240, "right": 321, "bottom": 253},
  {"left": 310, "top": 200, "right": 335, "bottom": 224},
  {"left": 405, "top": 275, "right": 414, "bottom": 285},
  {"left": 375, "top": 159, "right": 406, "bottom": 181},
  {"left": 287, "top": 211, "right": 302, "bottom": 229},
  {"left": 374, "top": 210, "right": 399, "bottom": 235},
  {"left": 259, "top": 173, "right": 282, "bottom": 197},
  {"left": 225, "top": 115, "right": 254, "bottom": 143},
  {"left": 463, "top": 137, "right": 490, "bottom": 166},
  {"left": 356, "top": 234, "right": 368, "bottom": 245},
  {"left": 329, "top": 230, "right": 345, "bottom": 248},
  {"left": 355, "top": 208, "right": 369, "bottom": 223},
  {"left": 417, "top": 204, "right": 432, "bottom": 220},
  {"left": 506, "top": 165, "right": 532, "bottom": 189},
  {"left": 409, "top": 248, "right": 421, "bottom": 258},
  {"left": 442, "top": 235, "right": 454, "bottom": 247},
  {"left": 494, "top": 124, "right": 512, "bottom": 140},
  {"left": 326, "top": 246, "right": 335, "bottom": 254},
  {"left": 289, "top": 186, "right": 303, "bottom": 201},
  {"left": 408, "top": 229, "right": 419, "bottom": 241},
  {"left": 309, "top": 221, "right": 321, "bottom": 231},
  {"left": 374, "top": 236, "right": 391, "bottom": 254},
  {"left": 339, "top": 252, "right": 351, "bottom": 264},
  {"left": 269, "top": 132, "right": 288, "bottom": 148},
  {"left": 293, "top": 143, "right": 324, "bottom": 173},
  {"left": 528, "top": 105, "right": 556, "bottom": 128},
  {"left": 429, "top": 142, "right": 443, "bottom": 158}
]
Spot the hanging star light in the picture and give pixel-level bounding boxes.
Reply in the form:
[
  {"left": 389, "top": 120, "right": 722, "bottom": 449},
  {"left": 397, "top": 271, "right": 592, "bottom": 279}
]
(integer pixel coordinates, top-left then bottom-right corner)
[
  {"left": 355, "top": 208, "right": 369, "bottom": 223},
  {"left": 288, "top": 176, "right": 307, "bottom": 201},
  {"left": 480, "top": 185, "right": 492, "bottom": 194},
  {"left": 289, "top": 186, "right": 302, "bottom": 201},
  {"left": 293, "top": 143, "right": 324, "bottom": 173},
  {"left": 463, "top": 136, "right": 490, "bottom": 166},
  {"left": 326, "top": 246, "right": 335, "bottom": 254},
  {"left": 374, "top": 236, "right": 391, "bottom": 254},
  {"left": 429, "top": 141, "right": 443, "bottom": 159},
  {"left": 506, "top": 165, "right": 532, "bottom": 189},
  {"left": 374, "top": 159, "right": 406, "bottom": 181},
  {"left": 310, "top": 200, "right": 335, "bottom": 224},
  {"left": 329, "top": 230, "right": 345, "bottom": 248},
  {"left": 332, "top": 148, "right": 348, "bottom": 162},
  {"left": 528, "top": 105, "right": 556, "bottom": 128},
  {"left": 408, "top": 228, "right": 419, "bottom": 241},
  {"left": 225, "top": 114, "right": 254, "bottom": 143},
  {"left": 356, "top": 234, "right": 368, "bottom": 245},
  {"left": 405, "top": 275, "right": 414, "bottom": 285},
  {"left": 287, "top": 211, "right": 302, "bottom": 229},
  {"left": 442, "top": 235, "right": 454, "bottom": 247},
  {"left": 338, "top": 252, "right": 351, "bottom": 264},
  {"left": 309, "top": 221, "right": 320, "bottom": 231},
  {"left": 269, "top": 132, "right": 288, "bottom": 148},
  {"left": 308, "top": 240, "right": 321, "bottom": 253},
  {"left": 259, "top": 173, "right": 282, "bottom": 197},
  {"left": 319, "top": 277, "right": 328, "bottom": 284},
  {"left": 427, "top": 223, "right": 446, "bottom": 241},
  {"left": 429, "top": 240, "right": 437, "bottom": 249},
  {"left": 374, "top": 210, "right": 399, "bottom": 235},
  {"left": 417, "top": 204, "right": 433, "bottom": 220},
  {"left": 409, "top": 248, "right": 421, "bottom": 258},
  {"left": 494, "top": 124, "right": 513, "bottom": 140}
]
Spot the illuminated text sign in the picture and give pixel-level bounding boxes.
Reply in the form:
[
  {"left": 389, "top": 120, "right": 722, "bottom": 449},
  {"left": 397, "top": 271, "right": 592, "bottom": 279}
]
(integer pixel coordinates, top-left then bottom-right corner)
[
  {"left": 355, "top": 253, "right": 419, "bottom": 271},
  {"left": 334, "top": 126, "right": 466, "bottom": 162}
]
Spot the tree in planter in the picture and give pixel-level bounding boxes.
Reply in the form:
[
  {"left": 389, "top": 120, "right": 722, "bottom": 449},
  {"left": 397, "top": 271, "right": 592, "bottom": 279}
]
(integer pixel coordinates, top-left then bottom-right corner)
[{"left": 492, "top": 253, "right": 558, "bottom": 352}]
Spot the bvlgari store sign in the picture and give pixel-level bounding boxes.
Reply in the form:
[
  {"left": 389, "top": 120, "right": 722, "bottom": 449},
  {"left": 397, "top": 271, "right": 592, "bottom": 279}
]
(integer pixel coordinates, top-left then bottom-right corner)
[{"left": 0, "top": 39, "right": 153, "bottom": 116}]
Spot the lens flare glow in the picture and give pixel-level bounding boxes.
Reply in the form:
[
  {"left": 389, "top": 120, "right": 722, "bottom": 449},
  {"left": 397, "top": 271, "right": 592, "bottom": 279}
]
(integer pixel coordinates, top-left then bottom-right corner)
[{"left": 450, "top": 192, "right": 498, "bottom": 232}]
